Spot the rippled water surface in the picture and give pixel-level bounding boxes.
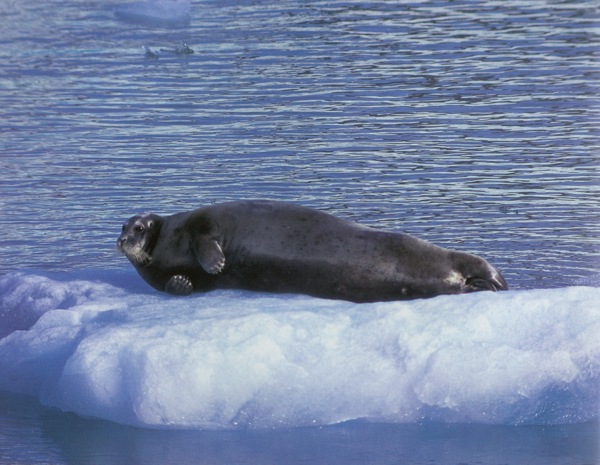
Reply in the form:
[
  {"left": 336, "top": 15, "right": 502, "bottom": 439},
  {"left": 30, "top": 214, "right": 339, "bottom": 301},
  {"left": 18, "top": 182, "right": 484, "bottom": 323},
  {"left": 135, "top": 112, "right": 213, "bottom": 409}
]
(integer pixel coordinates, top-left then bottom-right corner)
[
  {"left": 1, "top": 2, "right": 599, "bottom": 464},
  {"left": 1, "top": 0, "right": 599, "bottom": 289}
]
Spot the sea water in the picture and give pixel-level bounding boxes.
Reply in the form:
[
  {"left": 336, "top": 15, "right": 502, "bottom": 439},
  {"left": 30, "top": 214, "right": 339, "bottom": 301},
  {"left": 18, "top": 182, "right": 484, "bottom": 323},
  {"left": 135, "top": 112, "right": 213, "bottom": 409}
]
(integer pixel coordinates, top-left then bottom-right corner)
[{"left": 1, "top": 0, "right": 599, "bottom": 463}]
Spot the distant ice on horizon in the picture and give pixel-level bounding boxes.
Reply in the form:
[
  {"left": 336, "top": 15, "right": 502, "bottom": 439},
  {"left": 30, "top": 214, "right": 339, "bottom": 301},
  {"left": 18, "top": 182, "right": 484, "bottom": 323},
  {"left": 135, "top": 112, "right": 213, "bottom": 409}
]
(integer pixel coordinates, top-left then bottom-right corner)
[
  {"left": 114, "top": 0, "right": 191, "bottom": 27},
  {"left": 0, "top": 271, "right": 598, "bottom": 430}
]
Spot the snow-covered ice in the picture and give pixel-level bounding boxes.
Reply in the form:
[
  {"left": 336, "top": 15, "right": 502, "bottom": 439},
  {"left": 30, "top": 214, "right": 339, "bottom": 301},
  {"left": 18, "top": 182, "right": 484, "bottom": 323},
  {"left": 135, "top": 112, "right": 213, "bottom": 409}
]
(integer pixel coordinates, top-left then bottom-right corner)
[{"left": 0, "top": 272, "right": 598, "bottom": 430}]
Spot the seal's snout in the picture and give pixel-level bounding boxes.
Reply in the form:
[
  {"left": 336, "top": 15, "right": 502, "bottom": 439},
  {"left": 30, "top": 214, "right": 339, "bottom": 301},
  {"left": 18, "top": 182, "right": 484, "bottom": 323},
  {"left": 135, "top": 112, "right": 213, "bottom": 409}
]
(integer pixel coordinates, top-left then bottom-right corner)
[{"left": 117, "top": 235, "right": 133, "bottom": 254}]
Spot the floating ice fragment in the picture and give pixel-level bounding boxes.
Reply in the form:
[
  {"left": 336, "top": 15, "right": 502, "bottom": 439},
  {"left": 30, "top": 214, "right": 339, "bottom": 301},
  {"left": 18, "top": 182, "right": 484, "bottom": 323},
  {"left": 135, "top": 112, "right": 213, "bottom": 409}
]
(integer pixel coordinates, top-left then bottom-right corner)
[
  {"left": 143, "top": 45, "right": 160, "bottom": 59},
  {"left": 143, "top": 42, "right": 194, "bottom": 59}
]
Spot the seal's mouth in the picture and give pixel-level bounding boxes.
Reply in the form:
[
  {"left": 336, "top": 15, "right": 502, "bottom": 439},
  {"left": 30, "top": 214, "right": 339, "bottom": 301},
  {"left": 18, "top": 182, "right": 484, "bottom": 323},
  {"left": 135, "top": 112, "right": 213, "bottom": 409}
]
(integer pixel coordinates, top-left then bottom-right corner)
[{"left": 117, "top": 237, "right": 151, "bottom": 266}]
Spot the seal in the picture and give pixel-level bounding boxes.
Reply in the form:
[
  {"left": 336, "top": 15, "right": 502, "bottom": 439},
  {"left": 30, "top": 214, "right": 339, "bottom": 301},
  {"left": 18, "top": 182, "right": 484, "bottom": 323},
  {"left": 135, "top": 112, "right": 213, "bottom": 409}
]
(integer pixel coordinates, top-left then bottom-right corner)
[{"left": 117, "top": 200, "right": 508, "bottom": 302}]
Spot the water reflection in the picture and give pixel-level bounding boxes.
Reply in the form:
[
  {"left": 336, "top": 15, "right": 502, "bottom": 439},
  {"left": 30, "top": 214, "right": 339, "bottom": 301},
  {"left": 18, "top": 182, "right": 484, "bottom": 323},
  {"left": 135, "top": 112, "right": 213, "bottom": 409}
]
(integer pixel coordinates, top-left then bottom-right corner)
[
  {"left": 1, "top": 393, "right": 595, "bottom": 465},
  {"left": 45, "top": 416, "right": 600, "bottom": 465}
]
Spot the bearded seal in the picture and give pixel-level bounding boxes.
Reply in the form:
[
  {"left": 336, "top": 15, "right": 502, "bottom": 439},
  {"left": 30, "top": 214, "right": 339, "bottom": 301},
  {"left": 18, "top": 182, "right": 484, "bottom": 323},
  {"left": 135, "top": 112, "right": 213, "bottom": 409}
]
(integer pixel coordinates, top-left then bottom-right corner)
[{"left": 117, "top": 200, "right": 508, "bottom": 302}]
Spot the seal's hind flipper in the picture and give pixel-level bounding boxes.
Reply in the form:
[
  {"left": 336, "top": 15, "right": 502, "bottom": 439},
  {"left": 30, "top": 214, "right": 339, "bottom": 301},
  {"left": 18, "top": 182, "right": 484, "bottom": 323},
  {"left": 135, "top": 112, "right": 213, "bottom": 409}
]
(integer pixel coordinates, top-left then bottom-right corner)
[
  {"left": 165, "top": 275, "right": 193, "bottom": 296},
  {"left": 194, "top": 239, "right": 226, "bottom": 274}
]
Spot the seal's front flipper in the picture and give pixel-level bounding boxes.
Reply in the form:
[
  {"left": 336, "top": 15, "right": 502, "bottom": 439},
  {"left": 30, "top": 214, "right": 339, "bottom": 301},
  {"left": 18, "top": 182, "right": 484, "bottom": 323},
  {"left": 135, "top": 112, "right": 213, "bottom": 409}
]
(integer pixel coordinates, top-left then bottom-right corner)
[
  {"left": 165, "top": 275, "right": 193, "bottom": 295},
  {"left": 195, "top": 239, "right": 226, "bottom": 274}
]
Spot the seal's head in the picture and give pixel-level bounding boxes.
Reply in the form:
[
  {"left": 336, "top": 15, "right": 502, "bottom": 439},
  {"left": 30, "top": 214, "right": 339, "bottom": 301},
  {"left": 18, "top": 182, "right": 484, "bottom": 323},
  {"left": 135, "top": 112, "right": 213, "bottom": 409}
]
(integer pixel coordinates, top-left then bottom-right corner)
[{"left": 117, "top": 213, "right": 163, "bottom": 266}]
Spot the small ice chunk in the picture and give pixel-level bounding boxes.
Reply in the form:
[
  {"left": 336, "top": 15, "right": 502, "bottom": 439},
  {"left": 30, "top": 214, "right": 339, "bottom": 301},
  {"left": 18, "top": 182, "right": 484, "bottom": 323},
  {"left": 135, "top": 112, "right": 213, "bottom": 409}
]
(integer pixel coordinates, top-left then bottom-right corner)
[{"left": 115, "top": 0, "right": 191, "bottom": 27}]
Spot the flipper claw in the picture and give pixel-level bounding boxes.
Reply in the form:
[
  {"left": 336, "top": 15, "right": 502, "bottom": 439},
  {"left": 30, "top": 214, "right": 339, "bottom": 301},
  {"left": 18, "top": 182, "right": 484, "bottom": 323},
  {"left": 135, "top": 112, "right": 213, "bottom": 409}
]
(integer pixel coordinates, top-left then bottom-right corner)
[{"left": 165, "top": 275, "right": 193, "bottom": 296}]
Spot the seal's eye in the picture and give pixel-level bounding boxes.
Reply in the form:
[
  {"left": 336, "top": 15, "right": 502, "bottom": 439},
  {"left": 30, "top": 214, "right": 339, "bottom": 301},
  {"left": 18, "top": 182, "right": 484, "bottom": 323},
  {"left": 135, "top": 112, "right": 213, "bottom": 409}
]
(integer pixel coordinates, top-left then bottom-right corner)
[
  {"left": 121, "top": 225, "right": 126, "bottom": 232},
  {"left": 134, "top": 225, "right": 144, "bottom": 233}
]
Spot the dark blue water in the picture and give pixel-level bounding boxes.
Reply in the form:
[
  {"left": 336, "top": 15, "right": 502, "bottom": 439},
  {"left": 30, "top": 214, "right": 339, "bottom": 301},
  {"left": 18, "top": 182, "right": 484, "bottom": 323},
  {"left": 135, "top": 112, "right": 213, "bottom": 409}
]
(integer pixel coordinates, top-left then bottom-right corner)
[
  {"left": 0, "top": 392, "right": 598, "bottom": 465},
  {"left": 1, "top": 0, "right": 599, "bottom": 463}
]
